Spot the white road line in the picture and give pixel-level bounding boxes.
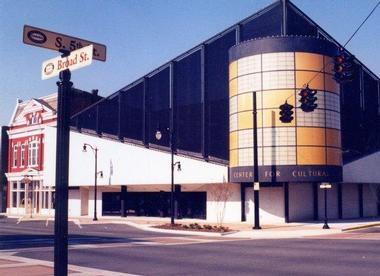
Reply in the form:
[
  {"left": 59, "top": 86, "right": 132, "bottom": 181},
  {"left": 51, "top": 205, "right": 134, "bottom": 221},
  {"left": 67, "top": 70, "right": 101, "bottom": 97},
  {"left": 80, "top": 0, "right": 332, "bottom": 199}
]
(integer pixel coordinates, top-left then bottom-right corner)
[
  {"left": 71, "top": 218, "right": 83, "bottom": 229},
  {"left": 0, "top": 254, "right": 140, "bottom": 276}
]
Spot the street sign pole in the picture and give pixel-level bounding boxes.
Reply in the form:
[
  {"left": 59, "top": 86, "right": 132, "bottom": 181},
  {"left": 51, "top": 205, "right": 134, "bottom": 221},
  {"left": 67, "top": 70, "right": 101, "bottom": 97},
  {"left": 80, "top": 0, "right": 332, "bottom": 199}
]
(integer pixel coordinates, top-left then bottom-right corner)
[
  {"left": 54, "top": 50, "right": 72, "bottom": 276},
  {"left": 23, "top": 25, "right": 105, "bottom": 275}
]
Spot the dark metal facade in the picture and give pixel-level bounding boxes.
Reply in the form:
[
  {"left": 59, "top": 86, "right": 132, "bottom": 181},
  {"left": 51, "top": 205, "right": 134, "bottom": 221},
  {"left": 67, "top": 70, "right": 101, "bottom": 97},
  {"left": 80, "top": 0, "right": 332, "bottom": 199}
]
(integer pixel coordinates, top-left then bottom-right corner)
[{"left": 70, "top": 0, "right": 380, "bottom": 166}]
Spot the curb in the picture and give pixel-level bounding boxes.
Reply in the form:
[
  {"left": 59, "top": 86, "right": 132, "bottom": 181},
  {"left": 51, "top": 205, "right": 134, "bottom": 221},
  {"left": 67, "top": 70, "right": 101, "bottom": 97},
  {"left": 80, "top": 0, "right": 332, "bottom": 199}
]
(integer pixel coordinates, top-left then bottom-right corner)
[
  {"left": 110, "top": 220, "right": 237, "bottom": 237},
  {"left": 342, "top": 222, "right": 380, "bottom": 232},
  {"left": 147, "top": 226, "right": 239, "bottom": 237}
]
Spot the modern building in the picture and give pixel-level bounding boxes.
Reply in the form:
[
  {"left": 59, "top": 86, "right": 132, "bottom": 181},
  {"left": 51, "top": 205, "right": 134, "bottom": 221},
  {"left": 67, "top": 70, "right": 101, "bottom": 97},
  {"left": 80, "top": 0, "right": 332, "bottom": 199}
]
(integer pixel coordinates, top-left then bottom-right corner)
[
  {"left": 3, "top": 0, "right": 380, "bottom": 224},
  {"left": 3, "top": 90, "right": 100, "bottom": 217}
]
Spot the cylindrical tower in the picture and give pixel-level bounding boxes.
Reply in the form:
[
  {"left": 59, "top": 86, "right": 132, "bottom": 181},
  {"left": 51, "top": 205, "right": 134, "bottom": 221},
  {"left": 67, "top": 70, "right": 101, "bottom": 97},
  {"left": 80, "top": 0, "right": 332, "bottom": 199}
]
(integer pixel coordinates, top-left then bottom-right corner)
[{"left": 228, "top": 36, "right": 341, "bottom": 183}]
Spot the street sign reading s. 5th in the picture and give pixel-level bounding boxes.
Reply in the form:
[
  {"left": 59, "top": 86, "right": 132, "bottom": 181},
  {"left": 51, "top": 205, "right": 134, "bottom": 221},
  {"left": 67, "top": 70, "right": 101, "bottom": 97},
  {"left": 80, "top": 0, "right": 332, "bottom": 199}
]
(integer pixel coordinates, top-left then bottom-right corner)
[
  {"left": 42, "top": 45, "right": 93, "bottom": 80},
  {"left": 23, "top": 25, "right": 106, "bottom": 61}
]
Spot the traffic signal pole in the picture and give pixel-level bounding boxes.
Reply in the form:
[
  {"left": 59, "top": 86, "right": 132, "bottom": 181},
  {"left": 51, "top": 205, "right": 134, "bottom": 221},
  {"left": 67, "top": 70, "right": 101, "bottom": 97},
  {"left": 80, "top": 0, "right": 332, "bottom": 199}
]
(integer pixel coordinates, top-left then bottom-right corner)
[
  {"left": 253, "top": 91, "right": 261, "bottom": 230},
  {"left": 54, "top": 52, "right": 72, "bottom": 275}
]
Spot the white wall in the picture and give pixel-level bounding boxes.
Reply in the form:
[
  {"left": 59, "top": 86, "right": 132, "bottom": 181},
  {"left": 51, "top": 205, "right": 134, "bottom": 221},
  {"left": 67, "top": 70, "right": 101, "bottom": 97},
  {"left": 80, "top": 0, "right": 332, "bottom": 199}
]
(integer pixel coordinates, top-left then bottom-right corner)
[
  {"left": 44, "top": 127, "right": 228, "bottom": 188},
  {"left": 68, "top": 189, "right": 81, "bottom": 217},
  {"left": 40, "top": 208, "right": 54, "bottom": 216},
  {"left": 206, "top": 183, "right": 241, "bottom": 223},
  {"left": 80, "top": 187, "right": 89, "bottom": 216},
  {"left": 8, "top": 207, "right": 25, "bottom": 215},
  {"left": 289, "top": 183, "right": 314, "bottom": 222},
  {"left": 87, "top": 187, "right": 102, "bottom": 218},
  {"left": 246, "top": 186, "right": 285, "bottom": 224}
]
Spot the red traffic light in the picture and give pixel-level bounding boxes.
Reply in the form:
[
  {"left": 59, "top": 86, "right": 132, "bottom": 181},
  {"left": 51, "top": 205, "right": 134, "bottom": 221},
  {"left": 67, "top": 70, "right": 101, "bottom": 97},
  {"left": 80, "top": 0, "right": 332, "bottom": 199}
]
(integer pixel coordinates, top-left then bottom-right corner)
[
  {"left": 333, "top": 49, "right": 355, "bottom": 83},
  {"left": 335, "top": 55, "right": 344, "bottom": 64}
]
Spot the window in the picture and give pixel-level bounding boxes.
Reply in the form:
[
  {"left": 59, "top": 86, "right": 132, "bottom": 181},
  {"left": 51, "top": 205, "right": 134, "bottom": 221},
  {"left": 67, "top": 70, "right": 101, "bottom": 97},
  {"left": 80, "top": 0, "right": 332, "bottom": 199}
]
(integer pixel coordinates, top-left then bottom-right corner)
[
  {"left": 51, "top": 191, "right": 56, "bottom": 209},
  {"left": 238, "top": 55, "right": 261, "bottom": 75},
  {"left": 12, "top": 145, "right": 18, "bottom": 167},
  {"left": 28, "top": 142, "right": 38, "bottom": 166},
  {"left": 21, "top": 144, "right": 25, "bottom": 167},
  {"left": 19, "top": 192, "right": 25, "bottom": 208},
  {"left": 237, "top": 74, "right": 262, "bottom": 93},
  {"left": 238, "top": 148, "right": 253, "bottom": 166},
  {"left": 31, "top": 114, "right": 38, "bottom": 124},
  {"left": 263, "top": 146, "right": 296, "bottom": 165},
  {"left": 262, "top": 52, "right": 294, "bottom": 71},
  {"left": 43, "top": 191, "right": 49, "bottom": 209},
  {"left": 263, "top": 71, "right": 294, "bottom": 90},
  {"left": 11, "top": 181, "right": 26, "bottom": 208},
  {"left": 230, "top": 114, "right": 238, "bottom": 132},
  {"left": 12, "top": 190, "right": 17, "bottom": 207}
]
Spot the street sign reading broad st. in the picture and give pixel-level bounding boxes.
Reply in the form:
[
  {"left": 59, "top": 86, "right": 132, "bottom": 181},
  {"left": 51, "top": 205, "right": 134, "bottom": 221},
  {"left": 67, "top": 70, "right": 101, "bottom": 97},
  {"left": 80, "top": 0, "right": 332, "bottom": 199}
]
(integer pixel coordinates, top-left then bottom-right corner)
[
  {"left": 42, "top": 45, "right": 93, "bottom": 80},
  {"left": 23, "top": 25, "right": 106, "bottom": 61}
]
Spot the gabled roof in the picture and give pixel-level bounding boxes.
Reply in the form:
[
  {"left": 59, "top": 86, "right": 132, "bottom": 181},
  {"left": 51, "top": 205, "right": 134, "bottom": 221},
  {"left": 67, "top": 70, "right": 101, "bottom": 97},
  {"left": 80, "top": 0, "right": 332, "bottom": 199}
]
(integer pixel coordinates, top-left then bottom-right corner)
[
  {"left": 5, "top": 166, "right": 42, "bottom": 179},
  {"left": 9, "top": 93, "right": 57, "bottom": 126}
]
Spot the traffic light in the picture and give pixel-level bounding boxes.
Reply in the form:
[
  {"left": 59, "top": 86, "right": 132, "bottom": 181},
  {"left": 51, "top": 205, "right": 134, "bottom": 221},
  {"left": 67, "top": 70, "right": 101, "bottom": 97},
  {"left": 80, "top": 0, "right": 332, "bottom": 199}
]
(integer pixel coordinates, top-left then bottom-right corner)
[
  {"left": 333, "top": 49, "right": 354, "bottom": 83},
  {"left": 279, "top": 101, "right": 294, "bottom": 123},
  {"left": 299, "top": 85, "right": 317, "bottom": 112}
]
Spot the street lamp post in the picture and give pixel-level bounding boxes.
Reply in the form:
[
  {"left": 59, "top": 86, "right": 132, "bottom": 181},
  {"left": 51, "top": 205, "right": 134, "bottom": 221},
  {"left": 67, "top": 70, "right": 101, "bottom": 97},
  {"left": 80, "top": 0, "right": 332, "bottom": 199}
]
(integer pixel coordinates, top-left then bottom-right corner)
[
  {"left": 155, "top": 128, "right": 181, "bottom": 225},
  {"left": 320, "top": 183, "right": 332, "bottom": 229},
  {"left": 83, "top": 143, "right": 100, "bottom": 221}
]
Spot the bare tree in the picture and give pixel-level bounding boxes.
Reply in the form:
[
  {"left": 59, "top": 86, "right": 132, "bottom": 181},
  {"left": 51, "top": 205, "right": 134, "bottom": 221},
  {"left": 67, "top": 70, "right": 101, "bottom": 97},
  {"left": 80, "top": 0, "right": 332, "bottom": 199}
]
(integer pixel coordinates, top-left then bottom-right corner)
[{"left": 210, "top": 180, "right": 233, "bottom": 226}]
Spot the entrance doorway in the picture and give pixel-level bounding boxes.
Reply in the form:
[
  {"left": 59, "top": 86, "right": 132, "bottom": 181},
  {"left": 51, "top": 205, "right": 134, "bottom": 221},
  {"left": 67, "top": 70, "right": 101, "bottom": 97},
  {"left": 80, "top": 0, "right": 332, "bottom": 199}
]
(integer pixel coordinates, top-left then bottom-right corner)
[
  {"left": 24, "top": 181, "right": 40, "bottom": 217},
  {"left": 102, "top": 191, "right": 206, "bottom": 219}
]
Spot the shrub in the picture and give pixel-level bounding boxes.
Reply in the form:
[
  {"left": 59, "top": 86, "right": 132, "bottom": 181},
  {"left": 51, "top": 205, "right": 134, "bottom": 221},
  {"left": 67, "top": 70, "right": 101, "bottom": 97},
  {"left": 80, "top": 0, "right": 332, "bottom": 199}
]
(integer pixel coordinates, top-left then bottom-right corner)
[{"left": 203, "top": 224, "right": 213, "bottom": 230}]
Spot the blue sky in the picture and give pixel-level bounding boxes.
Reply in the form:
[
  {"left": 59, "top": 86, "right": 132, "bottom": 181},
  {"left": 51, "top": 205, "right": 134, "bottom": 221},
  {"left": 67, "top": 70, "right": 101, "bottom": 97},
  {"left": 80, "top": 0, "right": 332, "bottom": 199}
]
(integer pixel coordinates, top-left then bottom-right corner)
[{"left": 0, "top": 0, "right": 379, "bottom": 127}]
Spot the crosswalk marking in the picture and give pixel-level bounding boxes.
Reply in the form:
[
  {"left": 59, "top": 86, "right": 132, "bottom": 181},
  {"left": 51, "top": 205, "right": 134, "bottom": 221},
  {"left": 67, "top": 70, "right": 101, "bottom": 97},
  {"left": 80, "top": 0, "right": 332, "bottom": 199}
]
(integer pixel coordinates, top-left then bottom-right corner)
[{"left": 0, "top": 254, "right": 139, "bottom": 276}]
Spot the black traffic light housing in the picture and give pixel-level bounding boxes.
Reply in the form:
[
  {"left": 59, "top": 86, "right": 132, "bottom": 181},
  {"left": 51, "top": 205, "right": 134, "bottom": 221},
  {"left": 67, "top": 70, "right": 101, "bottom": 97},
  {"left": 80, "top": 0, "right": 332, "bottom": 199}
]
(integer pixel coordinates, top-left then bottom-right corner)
[
  {"left": 299, "top": 85, "right": 317, "bottom": 112},
  {"left": 333, "top": 49, "right": 354, "bottom": 83},
  {"left": 279, "top": 101, "right": 294, "bottom": 123}
]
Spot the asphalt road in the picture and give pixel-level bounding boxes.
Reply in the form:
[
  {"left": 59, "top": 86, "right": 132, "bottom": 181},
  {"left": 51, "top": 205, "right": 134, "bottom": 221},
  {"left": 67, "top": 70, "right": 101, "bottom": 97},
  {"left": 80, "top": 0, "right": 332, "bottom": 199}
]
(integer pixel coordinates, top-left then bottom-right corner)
[{"left": 1, "top": 218, "right": 379, "bottom": 275}]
